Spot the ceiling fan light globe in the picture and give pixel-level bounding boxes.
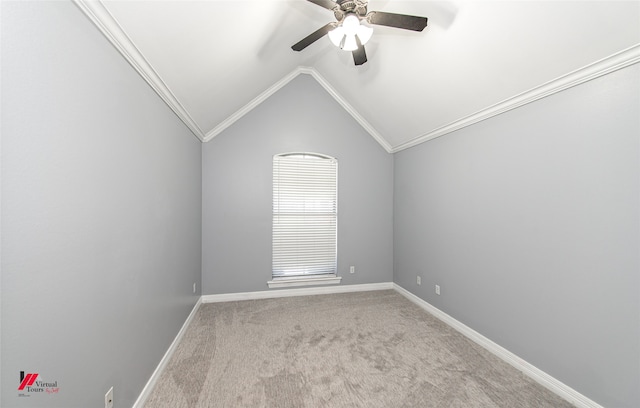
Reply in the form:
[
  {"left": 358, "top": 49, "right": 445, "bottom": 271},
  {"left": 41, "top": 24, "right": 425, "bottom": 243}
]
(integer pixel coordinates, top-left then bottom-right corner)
[
  {"left": 342, "top": 34, "right": 358, "bottom": 51},
  {"left": 342, "top": 14, "right": 360, "bottom": 36},
  {"left": 328, "top": 26, "right": 345, "bottom": 47},
  {"left": 356, "top": 24, "right": 373, "bottom": 45}
]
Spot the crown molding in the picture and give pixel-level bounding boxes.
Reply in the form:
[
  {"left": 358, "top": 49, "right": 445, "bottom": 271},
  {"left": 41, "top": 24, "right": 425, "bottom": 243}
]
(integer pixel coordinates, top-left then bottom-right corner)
[
  {"left": 392, "top": 43, "right": 640, "bottom": 153},
  {"left": 301, "top": 67, "right": 393, "bottom": 153},
  {"left": 73, "top": 0, "right": 639, "bottom": 153},
  {"left": 73, "top": 0, "right": 205, "bottom": 141},
  {"left": 202, "top": 67, "right": 302, "bottom": 142},
  {"left": 203, "top": 66, "right": 393, "bottom": 153},
  {"left": 73, "top": 0, "right": 391, "bottom": 152}
]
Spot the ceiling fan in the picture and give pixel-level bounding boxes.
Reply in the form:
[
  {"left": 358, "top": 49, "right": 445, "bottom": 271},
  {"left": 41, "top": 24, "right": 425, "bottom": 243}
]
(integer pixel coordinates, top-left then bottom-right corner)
[{"left": 292, "top": 0, "right": 428, "bottom": 66}]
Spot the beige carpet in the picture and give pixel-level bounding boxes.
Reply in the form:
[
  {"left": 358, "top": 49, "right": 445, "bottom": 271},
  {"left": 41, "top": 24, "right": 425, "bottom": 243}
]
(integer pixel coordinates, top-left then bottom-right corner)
[{"left": 143, "top": 290, "right": 574, "bottom": 408}]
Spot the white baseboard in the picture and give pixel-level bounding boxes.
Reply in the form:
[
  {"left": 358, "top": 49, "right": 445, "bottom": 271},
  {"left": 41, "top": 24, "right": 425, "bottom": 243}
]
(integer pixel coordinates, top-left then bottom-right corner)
[
  {"left": 135, "top": 283, "right": 601, "bottom": 408},
  {"left": 201, "top": 282, "right": 394, "bottom": 303},
  {"left": 132, "top": 298, "right": 202, "bottom": 408},
  {"left": 132, "top": 283, "right": 391, "bottom": 406},
  {"left": 393, "top": 284, "right": 604, "bottom": 408}
]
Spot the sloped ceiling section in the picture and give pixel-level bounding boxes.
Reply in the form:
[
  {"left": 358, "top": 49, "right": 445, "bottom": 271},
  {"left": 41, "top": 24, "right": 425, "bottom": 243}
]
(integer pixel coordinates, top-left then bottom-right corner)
[{"left": 74, "top": 0, "right": 640, "bottom": 153}]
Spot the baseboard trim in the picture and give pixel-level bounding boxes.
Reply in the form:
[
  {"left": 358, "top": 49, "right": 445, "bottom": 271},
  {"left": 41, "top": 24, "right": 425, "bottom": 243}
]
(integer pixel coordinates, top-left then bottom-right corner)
[
  {"left": 201, "top": 282, "right": 394, "bottom": 303},
  {"left": 393, "top": 284, "right": 604, "bottom": 408},
  {"left": 132, "top": 297, "right": 202, "bottom": 408},
  {"left": 134, "top": 284, "right": 601, "bottom": 408}
]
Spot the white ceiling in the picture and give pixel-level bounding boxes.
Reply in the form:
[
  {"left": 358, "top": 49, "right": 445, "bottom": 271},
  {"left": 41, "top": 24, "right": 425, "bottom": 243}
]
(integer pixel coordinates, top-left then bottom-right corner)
[{"left": 75, "top": 0, "right": 640, "bottom": 152}]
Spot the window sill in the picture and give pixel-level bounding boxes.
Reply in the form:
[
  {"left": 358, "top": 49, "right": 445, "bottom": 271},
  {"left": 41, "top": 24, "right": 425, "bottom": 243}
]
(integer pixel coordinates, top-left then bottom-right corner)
[{"left": 267, "top": 275, "right": 342, "bottom": 289}]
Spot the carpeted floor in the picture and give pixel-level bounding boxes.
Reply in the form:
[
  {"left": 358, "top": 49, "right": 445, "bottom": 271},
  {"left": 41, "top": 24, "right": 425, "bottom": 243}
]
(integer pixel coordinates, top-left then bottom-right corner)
[{"left": 143, "top": 290, "right": 574, "bottom": 408}]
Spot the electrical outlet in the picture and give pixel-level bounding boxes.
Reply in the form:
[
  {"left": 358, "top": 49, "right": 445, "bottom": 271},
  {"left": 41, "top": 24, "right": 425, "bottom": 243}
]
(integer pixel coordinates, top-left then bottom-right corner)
[
  {"left": 417, "top": 276, "right": 421, "bottom": 285},
  {"left": 193, "top": 282, "right": 196, "bottom": 294},
  {"left": 105, "top": 386, "right": 114, "bottom": 408},
  {"left": 349, "top": 266, "right": 355, "bottom": 274},
  {"left": 435, "top": 285, "right": 441, "bottom": 295}
]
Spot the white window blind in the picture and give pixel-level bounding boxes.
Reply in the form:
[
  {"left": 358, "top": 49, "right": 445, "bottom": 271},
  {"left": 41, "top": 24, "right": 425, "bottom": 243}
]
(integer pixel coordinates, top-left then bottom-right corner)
[{"left": 272, "top": 153, "right": 337, "bottom": 278}]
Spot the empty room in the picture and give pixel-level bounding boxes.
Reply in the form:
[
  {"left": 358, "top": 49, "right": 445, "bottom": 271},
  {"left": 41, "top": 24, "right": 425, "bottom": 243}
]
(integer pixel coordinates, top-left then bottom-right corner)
[{"left": 1, "top": 1, "right": 638, "bottom": 407}]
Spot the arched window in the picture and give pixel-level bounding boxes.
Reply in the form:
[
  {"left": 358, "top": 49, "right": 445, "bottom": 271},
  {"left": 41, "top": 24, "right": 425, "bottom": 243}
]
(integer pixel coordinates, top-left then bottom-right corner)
[{"left": 271, "top": 153, "right": 339, "bottom": 285}]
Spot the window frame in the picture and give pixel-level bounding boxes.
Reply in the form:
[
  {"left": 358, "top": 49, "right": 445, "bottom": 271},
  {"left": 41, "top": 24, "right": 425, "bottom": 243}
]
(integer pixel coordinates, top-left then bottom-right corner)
[{"left": 268, "top": 152, "right": 341, "bottom": 288}]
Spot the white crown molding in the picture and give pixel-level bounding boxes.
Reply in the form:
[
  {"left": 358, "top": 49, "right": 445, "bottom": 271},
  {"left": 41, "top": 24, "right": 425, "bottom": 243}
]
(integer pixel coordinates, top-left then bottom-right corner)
[
  {"left": 203, "top": 67, "right": 303, "bottom": 142},
  {"left": 392, "top": 43, "right": 640, "bottom": 153},
  {"left": 393, "top": 284, "right": 604, "bottom": 408},
  {"left": 75, "top": 1, "right": 390, "bottom": 151},
  {"left": 201, "top": 282, "right": 394, "bottom": 303},
  {"left": 203, "top": 66, "right": 393, "bottom": 153},
  {"left": 132, "top": 297, "right": 202, "bottom": 408},
  {"left": 73, "top": 0, "right": 639, "bottom": 153},
  {"left": 300, "top": 67, "right": 393, "bottom": 153},
  {"left": 71, "top": 2, "right": 393, "bottom": 154},
  {"left": 73, "top": 0, "right": 205, "bottom": 141},
  {"left": 69, "top": 0, "right": 390, "bottom": 152}
]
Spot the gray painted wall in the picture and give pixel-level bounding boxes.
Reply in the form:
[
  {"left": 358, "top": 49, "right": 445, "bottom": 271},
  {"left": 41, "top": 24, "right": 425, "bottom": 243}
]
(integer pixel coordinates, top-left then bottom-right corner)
[
  {"left": 202, "top": 74, "right": 394, "bottom": 295},
  {"left": 393, "top": 64, "right": 640, "bottom": 407},
  {"left": 1, "top": 2, "right": 202, "bottom": 407},
  {"left": 2, "top": 2, "right": 636, "bottom": 407}
]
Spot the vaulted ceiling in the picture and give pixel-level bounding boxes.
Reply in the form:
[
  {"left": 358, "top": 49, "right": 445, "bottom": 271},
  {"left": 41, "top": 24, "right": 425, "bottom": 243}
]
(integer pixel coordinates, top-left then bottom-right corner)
[{"left": 75, "top": 0, "right": 639, "bottom": 152}]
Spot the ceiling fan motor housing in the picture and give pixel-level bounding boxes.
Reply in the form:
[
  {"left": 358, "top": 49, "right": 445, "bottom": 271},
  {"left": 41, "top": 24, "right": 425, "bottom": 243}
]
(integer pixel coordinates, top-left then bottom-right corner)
[{"left": 334, "top": 0, "right": 368, "bottom": 21}]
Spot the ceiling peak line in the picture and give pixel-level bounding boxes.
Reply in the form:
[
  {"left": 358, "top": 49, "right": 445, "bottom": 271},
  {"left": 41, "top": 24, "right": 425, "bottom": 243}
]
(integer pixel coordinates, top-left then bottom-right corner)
[
  {"left": 203, "top": 66, "right": 393, "bottom": 153},
  {"left": 300, "top": 68, "right": 393, "bottom": 153},
  {"left": 392, "top": 43, "right": 640, "bottom": 153},
  {"left": 73, "top": 1, "right": 639, "bottom": 154},
  {"left": 72, "top": 0, "right": 389, "bottom": 152},
  {"left": 73, "top": 0, "right": 206, "bottom": 141},
  {"left": 203, "top": 68, "right": 303, "bottom": 143}
]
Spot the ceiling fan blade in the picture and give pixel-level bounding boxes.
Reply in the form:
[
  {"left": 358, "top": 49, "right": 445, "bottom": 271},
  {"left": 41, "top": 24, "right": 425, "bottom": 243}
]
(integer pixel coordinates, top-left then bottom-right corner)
[
  {"left": 352, "top": 38, "right": 367, "bottom": 66},
  {"left": 292, "top": 23, "right": 336, "bottom": 51},
  {"left": 366, "top": 11, "right": 428, "bottom": 31},
  {"left": 306, "top": 0, "right": 338, "bottom": 11}
]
